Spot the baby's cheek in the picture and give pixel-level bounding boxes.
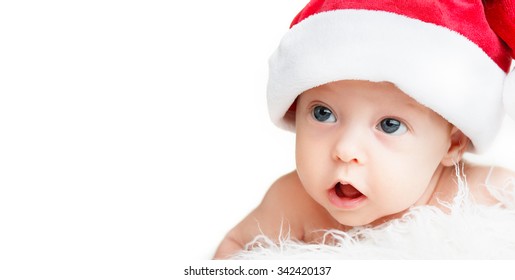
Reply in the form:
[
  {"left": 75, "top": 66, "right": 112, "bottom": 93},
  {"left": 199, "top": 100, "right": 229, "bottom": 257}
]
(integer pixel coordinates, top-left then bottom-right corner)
[{"left": 374, "top": 169, "right": 423, "bottom": 203}]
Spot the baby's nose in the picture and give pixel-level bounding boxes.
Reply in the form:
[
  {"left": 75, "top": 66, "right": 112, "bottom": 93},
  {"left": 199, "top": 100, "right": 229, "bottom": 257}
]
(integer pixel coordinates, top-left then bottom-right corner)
[{"left": 332, "top": 128, "right": 368, "bottom": 164}]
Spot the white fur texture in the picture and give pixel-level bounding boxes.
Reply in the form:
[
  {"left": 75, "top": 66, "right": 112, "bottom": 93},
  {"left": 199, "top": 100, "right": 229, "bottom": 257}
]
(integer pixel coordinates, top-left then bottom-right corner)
[{"left": 231, "top": 167, "right": 515, "bottom": 259}]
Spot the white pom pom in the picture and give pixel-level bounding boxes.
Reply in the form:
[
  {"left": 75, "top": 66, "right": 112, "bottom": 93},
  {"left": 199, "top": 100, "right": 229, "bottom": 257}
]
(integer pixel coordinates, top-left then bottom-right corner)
[{"left": 504, "top": 67, "right": 515, "bottom": 119}]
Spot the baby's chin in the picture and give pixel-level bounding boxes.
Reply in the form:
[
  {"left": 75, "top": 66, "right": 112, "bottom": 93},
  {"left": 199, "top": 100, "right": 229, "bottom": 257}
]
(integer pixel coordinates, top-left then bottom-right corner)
[
  {"left": 329, "top": 212, "right": 376, "bottom": 227},
  {"left": 330, "top": 209, "right": 407, "bottom": 227}
]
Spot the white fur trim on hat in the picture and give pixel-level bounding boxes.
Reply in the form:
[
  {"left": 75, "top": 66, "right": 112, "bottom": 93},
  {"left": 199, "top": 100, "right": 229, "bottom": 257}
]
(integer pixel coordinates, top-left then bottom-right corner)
[
  {"left": 267, "top": 10, "right": 506, "bottom": 153},
  {"left": 504, "top": 68, "right": 515, "bottom": 119}
]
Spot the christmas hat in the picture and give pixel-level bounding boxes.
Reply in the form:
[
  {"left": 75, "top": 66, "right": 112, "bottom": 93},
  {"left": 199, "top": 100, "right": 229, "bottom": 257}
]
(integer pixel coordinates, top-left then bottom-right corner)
[{"left": 267, "top": 0, "right": 515, "bottom": 153}]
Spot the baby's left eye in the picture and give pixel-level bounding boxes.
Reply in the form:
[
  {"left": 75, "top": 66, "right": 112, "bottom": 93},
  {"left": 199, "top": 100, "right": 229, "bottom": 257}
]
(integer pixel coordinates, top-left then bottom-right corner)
[
  {"left": 376, "top": 118, "right": 407, "bottom": 135},
  {"left": 312, "top": 105, "right": 336, "bottom": 123}
]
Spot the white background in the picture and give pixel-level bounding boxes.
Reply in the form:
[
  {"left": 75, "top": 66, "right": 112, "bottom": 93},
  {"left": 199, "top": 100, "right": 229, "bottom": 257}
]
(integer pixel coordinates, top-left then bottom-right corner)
[{"left": 1, "top": 1, "right": 514, "bottom": 279}]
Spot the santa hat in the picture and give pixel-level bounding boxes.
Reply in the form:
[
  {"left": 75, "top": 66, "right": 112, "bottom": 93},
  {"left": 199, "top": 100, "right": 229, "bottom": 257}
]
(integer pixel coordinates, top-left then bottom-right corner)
[{"left": 267, "top": 0, "right": 515, "bottom": 153}]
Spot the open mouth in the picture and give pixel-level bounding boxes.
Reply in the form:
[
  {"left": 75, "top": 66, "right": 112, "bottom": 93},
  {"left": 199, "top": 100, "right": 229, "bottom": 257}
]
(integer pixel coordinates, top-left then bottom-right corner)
[
  {"left": 335, "top": 182, "right": 363, "bottom": 199},
  {"left": 328, "top": 182, "right": 367, "bottom": 209}
]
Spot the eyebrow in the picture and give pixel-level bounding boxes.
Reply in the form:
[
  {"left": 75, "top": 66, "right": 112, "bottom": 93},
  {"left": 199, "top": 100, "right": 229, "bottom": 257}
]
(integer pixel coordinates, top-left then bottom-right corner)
[
  {"left": 399, "top": 100, "right": 443, "bottom": 123},
  {"left": 403, "top": 100, "right": 420, "bottom": 110}
]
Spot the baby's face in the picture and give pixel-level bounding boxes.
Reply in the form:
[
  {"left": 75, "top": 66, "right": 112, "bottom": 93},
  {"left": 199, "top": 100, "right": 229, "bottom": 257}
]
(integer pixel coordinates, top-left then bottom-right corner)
[{"left": 295, "top": 80, "right": 453, "bottom": 226}]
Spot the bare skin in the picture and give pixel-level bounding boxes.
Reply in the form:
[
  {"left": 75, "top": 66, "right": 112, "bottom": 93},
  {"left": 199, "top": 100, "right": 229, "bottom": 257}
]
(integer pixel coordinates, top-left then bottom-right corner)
[
  {"left": 213, "top": 80, "right": 515, "bottom": 259},
  {"left": 214, "top": 164, "right": 514, "bottom": 259}
]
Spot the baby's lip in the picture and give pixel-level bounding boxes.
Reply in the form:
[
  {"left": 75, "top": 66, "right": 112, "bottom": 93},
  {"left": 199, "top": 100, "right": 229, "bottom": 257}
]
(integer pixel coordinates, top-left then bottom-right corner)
[
  {"left": 328, "top": 180, "right": 368, "bottom": 209},
  {"left": 331, "top": 179, "right": 357, "bottom": 191}
]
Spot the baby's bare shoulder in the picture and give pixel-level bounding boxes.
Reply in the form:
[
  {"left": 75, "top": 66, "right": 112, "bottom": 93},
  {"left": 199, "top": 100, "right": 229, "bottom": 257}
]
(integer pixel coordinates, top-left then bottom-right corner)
[
  {"left": 464, "top": 163, "right": 515, "bottom": 205},
  {"left": 265, "top": 172, "right": 341, "bottom": 239},
  {"left": 215, "top": 172, "right": 306, "bottom": 257},
  {"left": 215, "top": 171, "right": 331, "bottom": 258},
  {"left": 261, "top": 171, "right": 321, "bottom": 221},
  {"left": 264, "top": 171, "right": 308, "bottom": 204},
  {"left": 228, "top": 171, "right": 312, "bottom": 243}
]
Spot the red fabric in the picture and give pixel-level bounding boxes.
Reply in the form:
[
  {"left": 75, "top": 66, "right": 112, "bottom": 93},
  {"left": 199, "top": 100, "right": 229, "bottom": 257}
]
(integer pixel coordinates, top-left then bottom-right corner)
[
  {"left": 290, "top": 0, "right": 513, "bottom": 72},
  {"left": 484, "top": 0, "right": 515, "bottom": 58}
]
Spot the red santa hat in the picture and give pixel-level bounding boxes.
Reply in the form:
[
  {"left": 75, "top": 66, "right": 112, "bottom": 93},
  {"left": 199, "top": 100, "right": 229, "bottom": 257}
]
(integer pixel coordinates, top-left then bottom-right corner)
[{"left": 267, "top": 0, "right": 515, "bottom": 153}]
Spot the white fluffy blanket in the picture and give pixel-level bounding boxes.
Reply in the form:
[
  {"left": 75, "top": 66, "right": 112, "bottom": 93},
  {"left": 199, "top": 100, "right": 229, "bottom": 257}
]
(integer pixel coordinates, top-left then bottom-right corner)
[{"left": 231, "top": 169, "right": 515, "bottom": 259}]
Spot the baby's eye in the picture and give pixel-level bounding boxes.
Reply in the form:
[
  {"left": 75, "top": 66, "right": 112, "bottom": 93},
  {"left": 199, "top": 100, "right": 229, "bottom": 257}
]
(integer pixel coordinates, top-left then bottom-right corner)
[
  {"left": 312, "top": 105, "right": 336, "bottom": 123},
  {"left": 377, "top": 118, "right": 407, "bottom": 135}
]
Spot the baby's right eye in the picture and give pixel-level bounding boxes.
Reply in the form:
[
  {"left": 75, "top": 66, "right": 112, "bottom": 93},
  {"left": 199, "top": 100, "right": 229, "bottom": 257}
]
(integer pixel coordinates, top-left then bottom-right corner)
[{"left": 312, "top": 105, "right": 336, "bottom": 123}]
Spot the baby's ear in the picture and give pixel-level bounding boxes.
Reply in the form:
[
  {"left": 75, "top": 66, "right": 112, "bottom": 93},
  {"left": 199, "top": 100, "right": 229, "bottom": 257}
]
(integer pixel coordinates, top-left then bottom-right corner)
[{"left": 441, "top": 127, "right": 469, "bottom": 166}]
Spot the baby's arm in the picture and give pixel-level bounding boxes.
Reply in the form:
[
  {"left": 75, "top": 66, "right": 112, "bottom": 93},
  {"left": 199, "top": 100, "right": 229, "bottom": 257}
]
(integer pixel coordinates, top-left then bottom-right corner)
[
  {"left": 213, "top": 227, "right": 247, "bottom": 260},
  {"left": 213, "top": 172, "right": 305, "bottom": 259}
]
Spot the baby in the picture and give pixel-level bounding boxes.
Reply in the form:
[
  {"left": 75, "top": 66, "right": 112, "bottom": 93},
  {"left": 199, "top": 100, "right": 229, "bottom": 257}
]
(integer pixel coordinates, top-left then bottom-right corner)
[{"left": 214, "top": 0, "right": 515, "bottom": 259}]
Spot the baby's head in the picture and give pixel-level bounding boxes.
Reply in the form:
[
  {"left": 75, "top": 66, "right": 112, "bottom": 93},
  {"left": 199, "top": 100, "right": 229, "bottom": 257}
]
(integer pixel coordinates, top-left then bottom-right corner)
[
  {"left": 266, "top": 0, "right": 514, "bottom": 225},
  {"left": 268, "top": 0, "right": 515, "bottom": 152}
]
